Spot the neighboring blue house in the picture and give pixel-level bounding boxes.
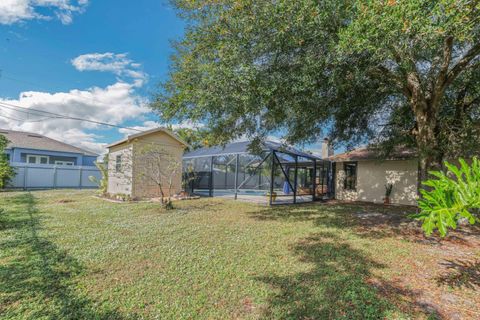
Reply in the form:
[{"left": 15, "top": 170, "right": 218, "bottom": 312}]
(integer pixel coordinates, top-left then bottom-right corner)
[{"left": 1, "top": 129, "right": 98, "bottom": 166}]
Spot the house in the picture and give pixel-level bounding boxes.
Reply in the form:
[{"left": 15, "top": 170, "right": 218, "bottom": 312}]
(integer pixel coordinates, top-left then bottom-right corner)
[
  {"left": 1, "top": 129, "right": 98, "bottom": 166},
  {"left": 329, "top": 147, "right": 418, "bottom": 205},
  {"left": 106, "top": 127, "right": 188, "bottom": 199},
  {"left": 1, "top": 129, "right": 101, "bottom": 189}
]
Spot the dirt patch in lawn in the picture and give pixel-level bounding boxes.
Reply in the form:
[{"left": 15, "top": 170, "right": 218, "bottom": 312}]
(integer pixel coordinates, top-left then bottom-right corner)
[
  {"left": 56, "top": 199, "right": 75, "bottom": 203},
  {"left": 340, "top": 202, "right": 480, "bottom": 320}
]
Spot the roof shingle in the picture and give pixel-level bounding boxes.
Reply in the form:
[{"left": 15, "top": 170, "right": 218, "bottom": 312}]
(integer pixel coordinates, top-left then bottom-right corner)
[
  {"left": 0, "top": 129, "right": 98, "bottom": 156},
  {"left": 329, "top": 146, "right": 417, "bottom": 162}
]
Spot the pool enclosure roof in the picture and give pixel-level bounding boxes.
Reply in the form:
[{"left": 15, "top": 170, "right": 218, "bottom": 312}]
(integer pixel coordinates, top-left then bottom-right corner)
[{"left": 183, "top": 140, "right": 321, "bottom": 160}]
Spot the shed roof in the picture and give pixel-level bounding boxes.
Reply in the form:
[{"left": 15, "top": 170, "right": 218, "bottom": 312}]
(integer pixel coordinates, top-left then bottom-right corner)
[
  {"left": 183, "top": 140, "right": 320, "bottom": 160},
  {"left": 0, "top": 129, "right": 98, "bottom": 156},
  {"left": 107, "top": 127, "right": 188, "bottom": 149},
  {"left": 329, "top": 146, "right": 417, "bottom": 162}
]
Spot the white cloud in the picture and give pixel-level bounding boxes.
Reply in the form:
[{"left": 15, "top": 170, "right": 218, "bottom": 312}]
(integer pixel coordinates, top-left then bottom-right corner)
[
  {"left": 0, "top": 52, "right": 153, "bottom": 155},
  {"left": 0, "top": 0, "right": 88, "bottom": 25},
  {"left": 0, "top": 81, "right": 149, "bottom": 155},
  {"left": 117, "top": 121, "right": 159, "bottom": 136},
  {"left": 72, "top": 52, "right": 148, "bottom": 87}
]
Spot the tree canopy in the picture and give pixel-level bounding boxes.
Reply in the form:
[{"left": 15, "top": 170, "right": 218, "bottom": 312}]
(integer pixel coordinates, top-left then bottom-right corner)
[
  {"left": 153, "top": 0, "right": 480, "bottom": 179},
  {"left": 172, "top": 127, "right": 211, "bottom": 152}
]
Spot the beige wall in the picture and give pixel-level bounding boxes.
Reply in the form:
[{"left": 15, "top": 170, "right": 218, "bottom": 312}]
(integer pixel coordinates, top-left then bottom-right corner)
[
  {"left": 335, "top": 159, "right": 418, "bottom": 205},
  {"left": 107, "top": 143, "right": 134, "bottom": 196},
  {"left": 107, "top": 130, "right": 185, "bottom": 199}
]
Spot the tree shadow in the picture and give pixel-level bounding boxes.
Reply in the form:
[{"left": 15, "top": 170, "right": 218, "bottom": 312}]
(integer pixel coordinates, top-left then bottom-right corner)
[
  {"left": 255, "top": 230, "right": 440, "bottom": 319},
  {"left": 249, "top": 201, "right": 479, "bottom": 245},
  {"left": 435, "top": 259, "right": 480, "bottom": 290},
  {"left": 248, "top": 204, "right": 447, "bottom": 319},
  {"left": 0, "top": 193, "right": 136, "bottom": 319}
]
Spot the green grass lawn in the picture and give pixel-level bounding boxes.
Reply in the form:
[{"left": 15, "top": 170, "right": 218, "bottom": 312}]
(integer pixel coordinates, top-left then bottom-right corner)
[{"left": 0, "top": 190, "right": 479, "bottom": 319}]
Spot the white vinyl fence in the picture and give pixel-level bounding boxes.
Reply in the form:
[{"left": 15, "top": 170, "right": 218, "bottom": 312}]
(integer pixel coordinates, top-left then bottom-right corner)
[{"left": 8, "top": 162, "right": 101, "bottom": 189}]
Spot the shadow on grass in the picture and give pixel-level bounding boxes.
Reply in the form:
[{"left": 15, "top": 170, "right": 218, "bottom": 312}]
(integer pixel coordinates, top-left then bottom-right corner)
[
  {"left": 436, "top": 259, "right": 480, "bottom": 290},
  {"left": 0, "top": 193, "right": 135, "bottom": 319},
  {"left": 250, "top": 205, "right": 442, "bottom": 319},
  {"left": 250, "top": 201, "right": 479, "bottom": 244}
]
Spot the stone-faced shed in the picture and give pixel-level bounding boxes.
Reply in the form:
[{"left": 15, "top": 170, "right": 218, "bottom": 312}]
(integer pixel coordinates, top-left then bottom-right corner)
[{"left": 107, "top": 128, "right": 188, "bottom": 199}]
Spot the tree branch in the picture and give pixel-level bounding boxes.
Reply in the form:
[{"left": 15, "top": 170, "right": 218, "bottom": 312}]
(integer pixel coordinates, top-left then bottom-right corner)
[
  {"left": 373, "top": 65, "right": 411, "bottom": 98},
  {"left": 444, "top": 42, "right": 480, "bottom": 88},
  {"left": 431, "top": 36, "right": 454, "bottom": 107}
]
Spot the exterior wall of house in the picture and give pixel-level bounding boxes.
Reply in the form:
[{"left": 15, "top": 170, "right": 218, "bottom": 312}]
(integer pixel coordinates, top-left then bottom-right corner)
[
  {"left": 131, "top": 132, "right": 185, "bottom": 199},
  {"left": 107, "top": 143, "right": 134, "bottom": 196},
  {"left": 7, "top": 147, "right": 97, "bottom": 166},
  {"left": 83, "top": 156, "right": 98, "bottom": 166},
  {"left": 335, "top": 159, "right": 418, "bottom": 205}
]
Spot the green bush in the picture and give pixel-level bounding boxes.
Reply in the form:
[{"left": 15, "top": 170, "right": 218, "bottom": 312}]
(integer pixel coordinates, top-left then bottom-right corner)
[
  {"left": 412, "top": 158, "right": 480, "bottom": 237},
  {"left": 0, "top": 135, "right": 15, "bottom": 189}
]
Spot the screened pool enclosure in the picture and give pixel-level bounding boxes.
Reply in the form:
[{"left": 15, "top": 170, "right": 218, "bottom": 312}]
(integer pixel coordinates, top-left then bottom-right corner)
[{"left": 183, "top": 141, "right": 333, "bottom": 205}]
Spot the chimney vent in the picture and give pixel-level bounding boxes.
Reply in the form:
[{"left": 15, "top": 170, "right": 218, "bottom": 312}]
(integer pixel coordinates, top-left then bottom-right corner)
[{"left": 321, "top": 138, "right": 333, "bottom": 159}]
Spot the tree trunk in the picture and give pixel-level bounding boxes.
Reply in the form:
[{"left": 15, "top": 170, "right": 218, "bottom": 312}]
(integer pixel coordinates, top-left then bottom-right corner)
[{"left": 413, "top": 101, "right": 443, "bottom": 193}]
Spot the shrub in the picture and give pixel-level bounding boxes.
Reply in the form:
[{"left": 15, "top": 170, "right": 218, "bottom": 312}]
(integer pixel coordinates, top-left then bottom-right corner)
[{"left": 0, "top": 135, "right": 15, "bottom": 189}]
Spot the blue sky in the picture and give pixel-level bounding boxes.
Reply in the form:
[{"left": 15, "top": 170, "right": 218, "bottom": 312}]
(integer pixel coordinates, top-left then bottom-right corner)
[
  {"left": 0, "top": 0, "right": 188, "bottom": 154},
  {"left": 0, "top": 1, "right": 329, "bottom": 156},
  {"left": 1, "top": 1, "right": 181, "bottom": 97}
]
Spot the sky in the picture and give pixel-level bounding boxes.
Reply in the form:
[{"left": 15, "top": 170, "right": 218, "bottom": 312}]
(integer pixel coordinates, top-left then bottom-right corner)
[{"left": 0, "top": 0, "right": 328, "bottom": 156}]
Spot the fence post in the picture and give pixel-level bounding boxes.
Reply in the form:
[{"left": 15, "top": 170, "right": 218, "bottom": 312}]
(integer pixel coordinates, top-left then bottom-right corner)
[
  {"left": 53, "top": 166, "right": 57, "bottom": 189},
  {"left": 23, "top": 165, "right": 28, "bottom": 190},
  {"left": 79, "top": 167, "right": 83, "bottom": 189}
]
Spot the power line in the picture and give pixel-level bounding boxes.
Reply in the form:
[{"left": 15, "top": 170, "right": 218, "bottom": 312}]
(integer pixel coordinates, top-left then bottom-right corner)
[
  {"left": 0, "top": 71, "right": 147, "bottom": 111},
  {"left": 0, "top": 104, "right": 59, "bottom": 121},
  {"left": 0, "top": 71, "right": 145, "bottom": 132},
  {"left": 0, "top": 101, "right": 143, "bottom": 132},
  {"left": 0, "top": 114, "right": 25, "bottom": 122}
]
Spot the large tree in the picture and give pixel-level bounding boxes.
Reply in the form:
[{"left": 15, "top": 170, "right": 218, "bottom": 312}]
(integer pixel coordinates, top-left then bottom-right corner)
[
  {"left": 153, "top": 0, "right": 480, "bottom": 182},
  {"left": 172, "top": 127, "right": 211, "bottom": 152}
]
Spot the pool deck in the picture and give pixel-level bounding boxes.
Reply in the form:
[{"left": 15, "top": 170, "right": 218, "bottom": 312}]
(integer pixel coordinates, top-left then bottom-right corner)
[{"left": 194, "top": 190, "right": 315, "bottom": 205}]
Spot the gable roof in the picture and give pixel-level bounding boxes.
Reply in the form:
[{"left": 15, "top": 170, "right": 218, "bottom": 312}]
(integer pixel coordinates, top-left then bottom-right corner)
[
  {"left": 183, "top": 140, "right": 320, "bottom": 160},
  {"left": 329, "top": 146, "right": 417, "bottom": 162},
  {"left": 107, "top": 127, "right": 188, "bottom": 149},
  {"left": 0, "top": 129, "right": 98, "bottom": 156}
]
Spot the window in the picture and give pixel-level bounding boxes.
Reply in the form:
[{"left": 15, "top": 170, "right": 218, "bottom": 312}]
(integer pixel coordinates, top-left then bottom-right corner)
[
  {"left": 27, "top": 155, "right": 49, "bottom": 164},
  {"left": 343, "top": 162, "right": 357, "bottom": 190},
  {"left": 55, "top": 161, "right": 74, "bottom": 166},
  {"left": 115, "top": 155, "right": 122, "bottom": 173}
]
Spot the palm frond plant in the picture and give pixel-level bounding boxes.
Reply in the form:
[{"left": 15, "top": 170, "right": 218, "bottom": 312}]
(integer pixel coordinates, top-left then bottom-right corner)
[
  {"left": 411, "top": 158, "right": 480, "bottom": 237},
  {"left": 89, "top": 160, "right": 108, "bottom": 196}
]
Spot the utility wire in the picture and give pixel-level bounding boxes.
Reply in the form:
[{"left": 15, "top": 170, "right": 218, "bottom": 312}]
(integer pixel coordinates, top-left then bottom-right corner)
[
  {"left": 0, "top": 114, "right": 25, "bottom": 122},
  {"left": 0, "top": 104, "right": 59, "bottom": 121},
  {"left": 0, "top": 72, "right": 147, "bottom": 113},
  {"left": 0, "top": 71, "right": 144, "bottom": 132},
  {"left": 0, "top": 101, "right": 143, "bottom": 132}
]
